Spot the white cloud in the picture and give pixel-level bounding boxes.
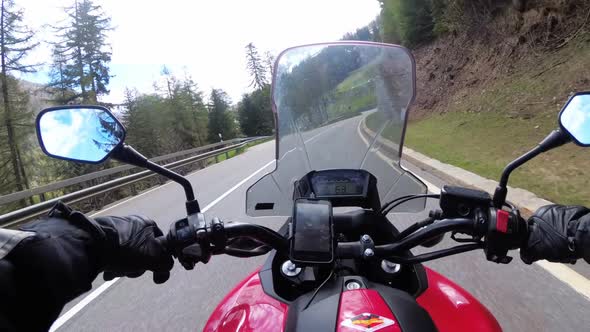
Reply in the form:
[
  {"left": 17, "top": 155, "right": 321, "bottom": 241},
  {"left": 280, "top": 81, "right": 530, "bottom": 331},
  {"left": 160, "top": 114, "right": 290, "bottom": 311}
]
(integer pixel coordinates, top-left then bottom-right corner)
[
  {"left": 16, "top": 0, "right": 380, "bottom": 103},
  {"left": 561, "top": 95, "right": 590, "bottom": 143},
  {"left": 40, "top": 110, "right": 85, "bottom": 157}
]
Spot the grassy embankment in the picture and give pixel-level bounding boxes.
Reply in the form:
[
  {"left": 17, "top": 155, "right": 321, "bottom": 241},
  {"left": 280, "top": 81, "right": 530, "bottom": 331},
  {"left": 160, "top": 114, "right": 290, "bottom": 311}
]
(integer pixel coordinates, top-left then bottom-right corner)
[
  {"left": 326, "top": 64, "right": 377, "bottom": 120},
  {"left": 368, "top": 40, "right": 590, "bottom": 206}
]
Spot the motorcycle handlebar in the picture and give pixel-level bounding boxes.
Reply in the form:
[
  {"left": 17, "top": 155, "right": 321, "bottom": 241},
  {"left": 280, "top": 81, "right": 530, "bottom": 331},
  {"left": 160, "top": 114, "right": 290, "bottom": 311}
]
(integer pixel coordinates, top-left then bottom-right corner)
[
  {"left": 335, "top": 218, "right": 477, "bottom": 259},
  {"left": 159, "top": 216, "right": 486, "bottom": 263},
  {"left": 223, "top": 222, "right": 289, "bottom": 252}
]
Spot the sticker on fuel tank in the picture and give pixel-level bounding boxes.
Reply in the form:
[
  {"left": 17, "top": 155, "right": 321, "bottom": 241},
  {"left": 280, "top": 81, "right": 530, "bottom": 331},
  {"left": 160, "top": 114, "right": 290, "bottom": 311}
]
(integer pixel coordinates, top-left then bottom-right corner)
[{"left": 340, "top": 313, "right": 395, "bottom": 331}]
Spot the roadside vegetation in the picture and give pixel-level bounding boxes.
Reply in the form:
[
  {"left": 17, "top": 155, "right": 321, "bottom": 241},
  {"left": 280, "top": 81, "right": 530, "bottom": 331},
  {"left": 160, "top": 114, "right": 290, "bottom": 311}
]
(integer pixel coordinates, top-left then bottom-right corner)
[
  {"left": 0, "top": 0, "right": 275, "bottom": 213},
  {"left": 3, "top": 0, "right": 590, "bottom": 213},
  {"left": 363, "top": 0, "right": 590, "bottom": 206}
]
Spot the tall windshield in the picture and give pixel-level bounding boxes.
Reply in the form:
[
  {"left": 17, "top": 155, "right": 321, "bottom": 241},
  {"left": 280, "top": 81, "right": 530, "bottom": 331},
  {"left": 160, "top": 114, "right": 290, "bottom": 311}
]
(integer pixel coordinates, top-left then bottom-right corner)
[{"left": 247, "top": 43, "right": 426, "bottom": 216}]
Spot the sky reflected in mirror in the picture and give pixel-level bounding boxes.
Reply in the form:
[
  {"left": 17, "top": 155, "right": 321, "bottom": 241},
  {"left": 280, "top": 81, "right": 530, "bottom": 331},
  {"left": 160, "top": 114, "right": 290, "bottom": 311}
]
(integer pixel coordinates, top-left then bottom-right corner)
[
  {"left": 39, "top": 108, "right": 124, "bottom": 162},
  {"left": 561, "top": 94, "right": 590, "bottom": 145}
]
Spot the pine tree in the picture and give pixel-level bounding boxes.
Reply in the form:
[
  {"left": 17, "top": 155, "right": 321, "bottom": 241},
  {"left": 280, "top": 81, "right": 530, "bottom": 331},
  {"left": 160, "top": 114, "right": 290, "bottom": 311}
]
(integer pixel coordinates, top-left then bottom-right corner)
[
  {"left": 50, "top": 0, "right": 112, "bottom": 104},
  {"left": 208, "top": 89, "right": 236, "bottom": 142},
  {"left": 238, "top": 86, "right": 273, "bottom": 137},
  {"left": 264, "top": 51, "right": 275, "bottom": 80},
  {"left": 178, "top": 74, "right": 208, "bottom": 146},
  {"left": 245, "top": 43, "right": 268, "bottom": 90},
  {"left": 121, "top": 71, "right": 210, "bottom": 157},
  {"left": 47, "top": 46, "right": 77, "bottom": 103},
  {"left": 0, "top": 0, "right": 37, "bottom": 196}
]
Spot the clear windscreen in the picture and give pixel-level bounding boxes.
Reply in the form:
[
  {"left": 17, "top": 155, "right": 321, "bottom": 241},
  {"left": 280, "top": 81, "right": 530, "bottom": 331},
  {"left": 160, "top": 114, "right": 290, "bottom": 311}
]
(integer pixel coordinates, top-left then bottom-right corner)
[{"left": 247, "top": 43, "right": 426, "bottom": 217}]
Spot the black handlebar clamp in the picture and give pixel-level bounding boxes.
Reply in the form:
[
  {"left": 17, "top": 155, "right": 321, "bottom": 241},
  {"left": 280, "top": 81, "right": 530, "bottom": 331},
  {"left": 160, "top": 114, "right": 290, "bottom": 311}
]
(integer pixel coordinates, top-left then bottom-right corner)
[{"left": 167, "top": 213, "right": 212, "bottom": 270}]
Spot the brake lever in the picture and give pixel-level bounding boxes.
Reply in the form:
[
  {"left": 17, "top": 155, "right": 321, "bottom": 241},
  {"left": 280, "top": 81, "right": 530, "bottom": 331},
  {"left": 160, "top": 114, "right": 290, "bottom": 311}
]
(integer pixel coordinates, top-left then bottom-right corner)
[
  {"left": 450, "top": 231, "right": 482, "bottom": 243},
  {"left": 180, "top": 243, "right": 211, "bottom": 269},
  {"left": 224, "top": 245, "right": 272, "bottom": 258}
]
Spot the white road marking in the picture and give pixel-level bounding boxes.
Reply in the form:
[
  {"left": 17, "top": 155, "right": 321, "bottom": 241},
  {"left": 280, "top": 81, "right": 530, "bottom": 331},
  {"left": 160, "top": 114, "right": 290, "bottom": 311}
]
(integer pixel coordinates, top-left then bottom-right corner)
[
  {"left": 197, "top": 160, "right": 275, "bottom": 212},
  {"left": 49, "top": 279, "right": 118, "bottom": 332},
  {"left": 534, "top": 261, "right": 590, "bottom": 300},
  {"left": 356, "top": 114, "right": 590, "bottom": 301},
  {"left": 421, "top": 179, "right": 590, "bottom": 301},
  {"left": 49, "top": 159, "right": 275, "bottom": 332},
  {"left": 279, "top": 121, "right": 346, "bottom": 162}
]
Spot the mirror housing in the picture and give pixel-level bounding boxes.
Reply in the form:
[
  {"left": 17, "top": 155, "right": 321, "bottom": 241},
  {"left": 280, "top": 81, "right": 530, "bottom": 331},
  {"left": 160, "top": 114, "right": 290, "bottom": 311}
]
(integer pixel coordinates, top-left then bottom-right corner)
[
  {"left": 36, "top": 105, "right": 126, "bottom": 164},
  {"left": 36, "top": 104, "right": 201, "bottom": 214},
  {"left": 559, "top": 91, "right": 590, "bottom": 147}
]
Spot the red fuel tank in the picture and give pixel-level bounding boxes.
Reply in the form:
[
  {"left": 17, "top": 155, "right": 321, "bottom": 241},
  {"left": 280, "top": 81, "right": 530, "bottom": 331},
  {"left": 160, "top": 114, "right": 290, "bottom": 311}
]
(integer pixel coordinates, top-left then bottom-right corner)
[
  {"left": 204, "top": 270, "right": 288, "bottom": 332},
  {"left": 417, "top": 268, "right": 502, "bottom": 332},
  {"left": 204, "top": 267, "right": 501, "bottom": 332}
]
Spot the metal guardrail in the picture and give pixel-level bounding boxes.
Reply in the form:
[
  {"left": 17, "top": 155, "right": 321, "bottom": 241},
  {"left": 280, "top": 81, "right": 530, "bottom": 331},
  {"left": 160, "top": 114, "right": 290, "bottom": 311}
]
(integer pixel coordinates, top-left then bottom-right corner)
[
  {"left": 0, "top": 138, "right": 255, "bottom": 206},
  {"left": 0, "top": 137, "right": 270, "bottom": 227}
]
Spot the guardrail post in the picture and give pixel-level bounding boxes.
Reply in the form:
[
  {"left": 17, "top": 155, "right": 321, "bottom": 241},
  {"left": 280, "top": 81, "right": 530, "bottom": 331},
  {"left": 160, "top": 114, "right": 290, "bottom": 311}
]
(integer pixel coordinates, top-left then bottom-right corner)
[
  {"left": 130, "top": 183, "right": 138, "bottom": 196},
  {"left": 215, "top": 155, "right": 219, "bottom": 163}
]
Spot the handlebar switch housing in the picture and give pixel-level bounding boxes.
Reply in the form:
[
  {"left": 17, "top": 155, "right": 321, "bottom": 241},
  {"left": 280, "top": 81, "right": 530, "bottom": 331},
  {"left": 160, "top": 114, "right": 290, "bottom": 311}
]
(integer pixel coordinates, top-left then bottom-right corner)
[
  {"left": 440, "top": 186, "right": 492, "bottom": 219},
  {"left": 484, "top": 208, "right": 525, "bottom": 264},
  {"left": 167, "top": 213, "right": 212, "bottom": 269}
]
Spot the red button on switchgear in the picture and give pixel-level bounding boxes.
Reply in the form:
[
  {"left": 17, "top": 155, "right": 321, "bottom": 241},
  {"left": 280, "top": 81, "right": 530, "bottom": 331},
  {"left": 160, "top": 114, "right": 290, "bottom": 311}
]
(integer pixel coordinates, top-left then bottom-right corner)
[{"left": 496, "top": 210, "right": 509, "bottom": 233}]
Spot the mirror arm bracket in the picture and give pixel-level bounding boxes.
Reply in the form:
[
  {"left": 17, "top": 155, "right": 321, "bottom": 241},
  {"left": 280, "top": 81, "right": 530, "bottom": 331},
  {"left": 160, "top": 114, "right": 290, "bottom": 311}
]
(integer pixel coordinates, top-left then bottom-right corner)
[
  {"left": 492, "top": 129, "right": 570, "bottom": 208},
  {"left": 112, "top": 144, "right": 200, "bottom": 213}
]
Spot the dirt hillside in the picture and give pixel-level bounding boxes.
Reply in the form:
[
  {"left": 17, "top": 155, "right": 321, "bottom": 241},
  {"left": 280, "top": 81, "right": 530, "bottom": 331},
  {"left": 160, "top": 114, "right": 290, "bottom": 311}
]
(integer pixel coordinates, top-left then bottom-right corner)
[{"left": 404, "top": 1, "right": 590, "bottom": 206}]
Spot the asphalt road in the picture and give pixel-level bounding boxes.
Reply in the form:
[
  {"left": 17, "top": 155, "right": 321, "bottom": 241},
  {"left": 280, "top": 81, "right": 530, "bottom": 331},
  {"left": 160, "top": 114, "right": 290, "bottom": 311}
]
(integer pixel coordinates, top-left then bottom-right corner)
[{"left": 53, "top": 115, "right": 590, "bottom": 331}]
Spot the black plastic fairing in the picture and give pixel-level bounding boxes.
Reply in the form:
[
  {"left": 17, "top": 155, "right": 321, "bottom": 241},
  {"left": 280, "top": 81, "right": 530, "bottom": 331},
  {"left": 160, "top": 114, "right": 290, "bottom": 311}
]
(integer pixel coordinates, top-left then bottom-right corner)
[
  {"left": 284, "top": 278, "right": 342, "bottom": 332},
  {"left": 368, "top": 282, "right": 437, "bottom": 332}
]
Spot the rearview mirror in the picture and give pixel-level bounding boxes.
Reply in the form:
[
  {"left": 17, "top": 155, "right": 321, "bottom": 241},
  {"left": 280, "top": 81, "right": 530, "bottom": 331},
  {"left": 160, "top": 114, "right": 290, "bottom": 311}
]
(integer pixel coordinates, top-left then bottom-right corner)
[
  {"left": 559, "top": 92, "right": 590, "bottom": 146},
  {"left": 36, "top": 105, "right": 126, "bottom": 163}
]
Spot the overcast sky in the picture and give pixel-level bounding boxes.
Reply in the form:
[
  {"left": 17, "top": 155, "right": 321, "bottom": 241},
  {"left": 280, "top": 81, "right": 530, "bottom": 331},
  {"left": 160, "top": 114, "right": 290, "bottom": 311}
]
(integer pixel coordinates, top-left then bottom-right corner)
[{"left": 17, "top": 0, "right": 380, "bottom": 104}]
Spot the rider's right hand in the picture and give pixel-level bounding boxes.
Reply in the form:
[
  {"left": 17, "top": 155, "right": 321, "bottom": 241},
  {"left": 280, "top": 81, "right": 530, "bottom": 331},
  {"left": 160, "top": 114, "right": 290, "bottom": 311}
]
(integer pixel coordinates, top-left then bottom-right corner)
[
  {"left": 96, "top": 215, "right": 174, "bottom": 284},
  {"left": 520, "top": 204, "right": 590, "bottom": 264}
]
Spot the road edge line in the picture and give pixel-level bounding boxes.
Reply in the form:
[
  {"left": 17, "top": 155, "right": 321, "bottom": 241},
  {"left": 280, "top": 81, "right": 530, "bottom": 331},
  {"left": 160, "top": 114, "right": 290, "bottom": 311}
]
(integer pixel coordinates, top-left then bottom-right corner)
[
  {"left": 49, "top": 159, "right": 275, "bottom": 332},
  {"left": 356, "top": 115, "right": 590, "bottom": 302}
]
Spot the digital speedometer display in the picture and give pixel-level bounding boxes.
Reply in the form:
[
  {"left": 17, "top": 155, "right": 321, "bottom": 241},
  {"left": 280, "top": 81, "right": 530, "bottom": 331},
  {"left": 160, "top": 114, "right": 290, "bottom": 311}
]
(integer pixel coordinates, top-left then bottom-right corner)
[
  {"left": 310, "top": 170, "right": 369, "bottom": 197},
  {"left": 315, "top": 182, "right": 363, "bottom": 196}
]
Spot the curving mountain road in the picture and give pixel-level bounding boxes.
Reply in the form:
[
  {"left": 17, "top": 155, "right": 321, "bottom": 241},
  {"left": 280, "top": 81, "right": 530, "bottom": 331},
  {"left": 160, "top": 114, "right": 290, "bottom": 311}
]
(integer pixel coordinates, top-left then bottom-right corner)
[{"left": 52, "top": 115, "right": 590, "bottom": 331}]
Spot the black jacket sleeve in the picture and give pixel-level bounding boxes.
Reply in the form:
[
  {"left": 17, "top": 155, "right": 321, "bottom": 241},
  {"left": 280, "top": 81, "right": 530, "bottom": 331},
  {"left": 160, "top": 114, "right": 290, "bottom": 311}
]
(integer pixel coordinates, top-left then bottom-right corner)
[
  {"left": 0, "top": 215, "right": 102, "bottom": 332},
  {"left": 573, "top": 209, "right": 590, "bottom": 263},
  {"left": 0, "top": 201, "right": 173, "bottom": 332}
]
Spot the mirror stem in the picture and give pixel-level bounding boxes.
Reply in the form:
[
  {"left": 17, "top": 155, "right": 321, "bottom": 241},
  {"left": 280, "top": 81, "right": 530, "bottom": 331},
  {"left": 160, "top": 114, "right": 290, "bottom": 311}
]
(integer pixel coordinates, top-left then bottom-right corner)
[
  {"left": 112, "top": 145, "right": 200, "bottom": 214},
  {"left": 492, "top": 129, "right": 570, "bottom": 208}
]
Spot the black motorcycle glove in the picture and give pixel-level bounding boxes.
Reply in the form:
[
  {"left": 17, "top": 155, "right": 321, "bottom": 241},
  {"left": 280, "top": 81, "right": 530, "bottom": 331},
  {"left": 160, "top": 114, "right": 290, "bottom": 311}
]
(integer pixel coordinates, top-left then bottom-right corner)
[
  {"left": 95, "top": 215, "right": 174, "bottom": 284},
  {"left": 520, "top": 204, "right": 590, "bottom": 264},
  {"left": 2, "top": 203, "right": 173, "bottom": 332}
]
